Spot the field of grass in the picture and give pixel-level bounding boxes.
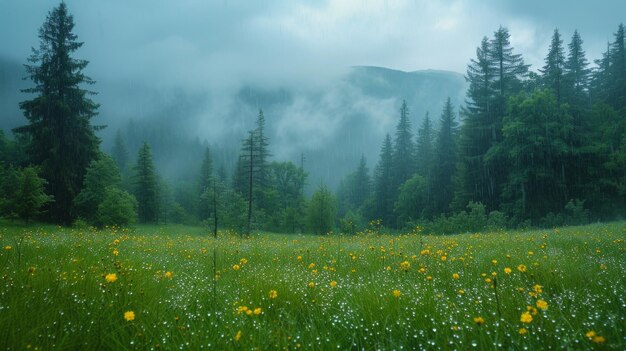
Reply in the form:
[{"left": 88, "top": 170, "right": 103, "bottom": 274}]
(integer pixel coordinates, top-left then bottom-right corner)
[{"left": 0, "top": 221, "right": 625, "bottom": 350}]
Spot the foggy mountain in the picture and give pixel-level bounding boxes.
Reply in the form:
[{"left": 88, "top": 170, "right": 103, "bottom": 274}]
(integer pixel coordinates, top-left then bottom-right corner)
[{"left": 1, "top": 60, "right": 466, "bottom": 190}]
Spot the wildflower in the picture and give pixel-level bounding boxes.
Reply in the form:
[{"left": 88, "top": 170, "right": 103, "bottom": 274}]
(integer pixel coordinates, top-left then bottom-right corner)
[
  {"left": 112, "top": 249, "right": 119, "bottom": 256},
  {"left": 520, "top": 312, "right": 533, "bottom": 324},
  {"left": 308, "top": 263, "right": 315, "bottom": 269},
  {"left": 519, "top": 328, "right": 527, "bottom": 335},
  {"left": 253, "top": 307, "right": 262, "bottom": 315},
  {"left": 268, "top": 290, "right": 278, "bottom": 299},
  {"left": 452, "top": 273, "right": 460, "bottom": 279},
  {"left": 517, "top": 264, "right": 527, "bottom": 273},
  {"left": 485, "top": 278, "right": 492, "bottom": 283},
  {"left": 536, "top": 299, "right": 548, "bottom": 310},
  {"left": 240, "top": 258, "right": 248, "bottom": 265},
  {"left": 441, "top": 256, "right": 447, "bottom": 261},
  {"left": 232, "top": 264, "right": 240, "bottom": 271},
  {"left": 458, "top": 289, "right": 465, "bottom": 295},
  {"left": 164, "top": 271, "right": 173, "bottom": 279},
  {"left": 237, "top": 306, "right": 249, "bottom": 314},
  {"left": 392, "top": 289, "right": 401, "bottom": 298},
  {"left": 504, "top": 267, "right": 512, "bottom": 274},
  {"left": 420, "top": 249, "right": 430, "bottom": 255},
  {"left": 400, "top": 261, "right": 410, "bottom": 271},
  {"left": 234, "top": 330, "right": 242, "bottom": 341},
  {"left": 473, "top": 317, "right": 485, "bottom": 325},
  {"left": 113, "top": 239, "right": 120, "bottom": 245},
  {"left": 527, "top": 306, "right": 538, "bottom": 315},
  {"left": 105, "top": 273, "right": 118, "bottom": 283},
  {"left": 4, "top": 245, "right": 12, "bottom": 251},
  {"left": 426, "top": 275, "right": 433, "bottom": 281},
  {"left": 585, "top": 331, "right": 596, "bottom": 338},
  {"left": 491, "top": 259, "right": 497, "bottom": 265},
  {"left": 28, "top": 267, "right": 36, "bottom": 274},
  {"left": 533, "top": 284, "right": 543, "bottom": 294},
  {"left": 592, "top": 336, "right": 606, "bottom": 344},
  {"left": 297, "top": 256, "right": 302, "bottom": 261},
  {"left": 308, "top": 281, "right": 315, "bottom": 288},
  {"left": 329, "top": 281, "right": 337, "bottom": 288},
  {"left": 124, "top": 311, "right": 135, "bottom": 321}
]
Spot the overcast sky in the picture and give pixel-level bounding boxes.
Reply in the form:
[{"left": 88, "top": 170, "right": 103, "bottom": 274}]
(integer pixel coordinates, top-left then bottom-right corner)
[{"left": 2, "top": 0, "right": 624, "bottom": 91}]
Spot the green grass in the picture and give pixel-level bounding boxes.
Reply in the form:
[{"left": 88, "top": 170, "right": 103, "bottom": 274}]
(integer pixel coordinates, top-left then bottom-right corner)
[{"left": 0, "top": 222, "right": 624, "bottom": 350}]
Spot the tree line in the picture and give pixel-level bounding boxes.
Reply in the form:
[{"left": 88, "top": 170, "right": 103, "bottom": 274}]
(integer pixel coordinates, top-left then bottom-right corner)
[{"left": 1, "top": 3, "right": 624, "bottom": 235}]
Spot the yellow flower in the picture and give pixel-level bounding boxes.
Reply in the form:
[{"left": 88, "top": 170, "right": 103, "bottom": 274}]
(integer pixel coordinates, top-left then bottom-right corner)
[
  {"left": 536, "top": 299, "right": 548, "bottom": 310},
  {"left": 385, "top": 266, "right": 392, "bottom": 271},
  {"left": 329, "top": 281, "right": 337, "bottom": 288},
  {"left": 519, "top": 328, "right": 527, "bottom": 335},
  {"left": 240, "top": 258, "right": 248, "bottom": 265},
  {"left": 504, "top": 267, "right": 512, "bottom": 274},
  {"left": 527, "top": 306, "right": 538, "bottom": 315},
  {"left": 592, "top": 336, "right": 606, "bottom": 344},
  {"left": 485, "top": 278, "right": 492, "bottom": 283},
  {"left": 113, "top": 239, "right": 120, "bottom": 245},
  {"left": 308, "top": 281, "right": 315, "bottom": 288},
  {"left": 473, "top": 317, "right": 485, "bottom": 325},
  {"left": 533, "top": 284, "right": 543, "bottom": 294},
  {"left": 237, "top": 306, "right": 249, "bottom": 314},
  {"left": 297, "top": 256, "right": 302, "bottom": 261},
  {"left": 4, "top": 245, "right": 12, "bottom": 251},
  {"left": 124, "top": 311, "right": 135, "bottom": 321},
  {"left": 232, "top": 264, "right": 241, "bottom": 271},
  {"left": 452, "top": 273, "right": 460, "bottom": 279},
  {"left": 164, "top": 271, "right": 173, "bottom": 279},
  {"left": 392, "top": 289, "right": 401, "bottom": 298},
  {"left": 585, "top": 331, "right": 596, "bottom": 338},
  {"left": 234, "top": 330, "right": 242, "bottom": 341},
  {"left": 491, "top": 259, "right": 498, "bottom": 265},
  {"left": 441, "top": 256, "right": 447, "bottom": 261},
  {"left": 112, "top": 249, "right": 119, "bottom": 256},
  {"left": 517, "top": 264, "right": 527, "bottom": 273},
  {"left": 458, "top": 289, "right": 465, "bottom": 295},
  {"left": 105, "top": 273, "right": 118, "bottom": 283},
  {"left": 520, "top": 312, "right": 533, "bottom": 324},
  {"left": 308, "top": 263, "right": 315, "bottom": 269},
  {"left": 253, "top": 307, "right": 262, "bottom": 315},
  {"left": 400, "top": 261, "right": 410, "bottom": 271},
  {"left": 268, "top": 290, "right": 278, "bottom": 299},
  {"left": 426, "top": 275, "right": 433, "bottom": 281}
]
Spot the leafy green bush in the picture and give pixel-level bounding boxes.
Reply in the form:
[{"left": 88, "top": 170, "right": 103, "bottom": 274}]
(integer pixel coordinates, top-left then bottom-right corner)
[{"left": 96, "top": 187, "right": 137, "bottom": 227}]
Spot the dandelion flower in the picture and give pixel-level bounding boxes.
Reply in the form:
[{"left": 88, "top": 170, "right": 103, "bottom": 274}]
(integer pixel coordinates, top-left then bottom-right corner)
[
  {"left": 105, "top": 273, "right": 118, "bottom": 283},
  {"left": 536, "top": 299, "right": 548, "bottom": 310},
  {"left": 585, "top": 331, "right": 596, "bottom": 338},
  {"left": 592, "top": 336, "right": 605, "bottom": 344},
  {"left": 164, "top": 271, "right": 173, "bottom": 279},
  {"left": 124, "top": 311, "right": 135, "bottom": 321},
  {"left": 232, "top": 264, "right": 241, "bottom": 271},
  {"left": 473, "top": 317, "right": 485, "bottom": 325},
  {"left": 4, "top": 245, "right": 12, "bottom": 251},
  {"left": 517, "top": 264, "right": 527, "bottom": 273},
  {"left": 392, "top": 289, "right": 401, "bottom": 298},
  {"left": 268, "top": 290, "right": 278, "bottom": 299},
  {"left": 533, "top": 284, "right": 543, "bottom": 294},
  {"left": 240, "top": 258, "right": 248, "bottom": 265},
  {"left": 504, "top": 267, "right": 512, "bottom": 274},
  {"left": 400, "top": 261, "right": 410, "bottom": 271},
  {"left": 452, "top": 273, "right": 460, "bottom": 279},
  {"left": 519, "top": 328, "right": 527, "bottom": 335},
  {"left": 329, "top": 281, "right": 337, "bottom": 288},
  {"left": 234, "top": 330, "right": 242, "bottom": 341},
  {"left": 520, "top": 312, "right": 533, "bottom": 324},
  {"left": 308, "top": 281, "right": 315, "bottom": 288},
  {"left": 253, "top": 307, "right": 262, "bottom": 315}
]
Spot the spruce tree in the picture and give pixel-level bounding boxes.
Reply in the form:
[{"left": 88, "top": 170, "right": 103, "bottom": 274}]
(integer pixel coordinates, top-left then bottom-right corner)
[
  {"left": 372, "top": 134, "right": 394, "bottom": 227},
  {"left": 14, "top": 2, "right": 101, "bottom": 224},
  {"left": 432, "top": 98, "right": 459, "bottom": 214},
  {"left": 198, "top": 147, "right": 213, "bottom": 221},
  {"left": 112, "top": 130, "right": 129, "bottom": 174},
  {"left": 563, "top": 30, "right": 591, "bottom": 107},
  {"left": 133, "top": 142, "right": 159, "bottom": 223},
  {"left": 391, "top": 101, "right": 414, "bottom": 189},
  {"left": 541, "top": 29, "right": 566, "bottom": 104}
]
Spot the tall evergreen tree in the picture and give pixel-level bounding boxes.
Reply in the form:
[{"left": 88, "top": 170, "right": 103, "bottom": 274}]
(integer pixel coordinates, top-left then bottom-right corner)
[
  {"left": 133, "top": 142, "right": 159, "bottom": 223},
  {"left": 432, "top": 98, "right": 459, "bottom": 214},
  {"left": 372, "top": 134, "right": 394, "bottom": 227},
  {"left": 563, "top": 30, "right": 591, "bottom": 108},
  {"left": 111, "top": 130, "right": 129, "bottom": 174},
  {"left": 607, "top": 24, "right": 626, "bottom": 109},
  {"left": 415, "top": 112, "right": 434, "bottom": 179},
  {"left": 391, "top": 101, "right": 414, "bottom": 189},
  {"left": 14, "top": 2, "right": 101, "bottom": 224},
  {"left": 197, "top": 147, "right": 213, "bottom": 221},
  {"left": 541, "top": 29, "right": 566, "bottom": 104}
]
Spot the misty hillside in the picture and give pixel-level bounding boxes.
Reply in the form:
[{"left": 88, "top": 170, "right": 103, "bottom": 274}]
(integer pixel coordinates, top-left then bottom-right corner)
[{"left": 1, "top": 63, "right": 466, "bottom": 190}]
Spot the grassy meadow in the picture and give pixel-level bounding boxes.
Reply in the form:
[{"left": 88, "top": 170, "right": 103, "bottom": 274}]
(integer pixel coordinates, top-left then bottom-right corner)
[{"left": 0, "top": 221, "right": 625, "bottom": 350}]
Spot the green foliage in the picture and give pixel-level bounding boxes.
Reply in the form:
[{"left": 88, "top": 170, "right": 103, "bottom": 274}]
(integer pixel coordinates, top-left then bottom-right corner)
[
  {"left": 14, "top": 2, "right": 101, "bottom": 224},
  {"left": 133, "top": 143, "right": 160, "bottom": 223},
  {"left": 370, "top": 134, "right": 395, "bottom": 227},
  {"left": 394, "top": 175, "right": 428, "bottom": 228},
  {"left": 13, "top": 167, "right": 53, "bottom": 222},
  {"left": 74, "top": 155, "right": 122, "bottom": 222},
  {"left": 96, "top": 187, "right": 137, "bottom": 227},
  {"left": 306, "top": 185, "right": 337, "bottom": 235}
]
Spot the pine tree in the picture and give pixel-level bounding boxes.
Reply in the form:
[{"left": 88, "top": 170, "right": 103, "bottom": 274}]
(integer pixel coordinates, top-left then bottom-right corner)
[
  {"left": 607, "top": 24, "right": 626, "bottom": 109},
  {"left": 353, "top": 155, "right": 371, "bottom": 210},
  {"left": 14, "top": 2, "right": 101, "bottom": 224},
  {"left": 391, "top": 101, "right": 414, "bottom": 189},
  {"left": 372, "top": 134, "right": 394, "bottom": 227},
  {"left": 112, "top": 130, "right": 129, "bottom": 174},
  {"left": 541, "top": 29, "right": 566, "bottom": 104},
  {"left": 563, "top": 30, "right": 591, "bottom": 107},
  {"left": 197, "top": 147, "right": 213, "bottom": 221},
  {"left": 432, "top": 98, "right": 459, "bottom": 214},
  {"left": 133, "top": 142, "right": 159, "bottom": 223},
  {"left": 14, "top": 167, "right": 53, "bottom": 223},
  {"left": 415, "top": 112, "right": 434, "bottom": 179}
]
